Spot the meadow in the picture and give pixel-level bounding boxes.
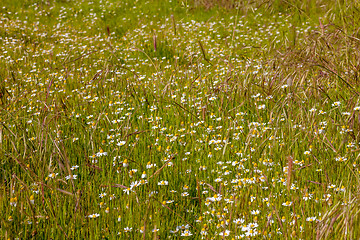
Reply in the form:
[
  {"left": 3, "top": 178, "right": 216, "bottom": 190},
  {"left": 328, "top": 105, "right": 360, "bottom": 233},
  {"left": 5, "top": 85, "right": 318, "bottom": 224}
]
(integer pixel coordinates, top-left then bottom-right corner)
[{"left": 1, "top": 0, "right": 360, "bottom": 239}]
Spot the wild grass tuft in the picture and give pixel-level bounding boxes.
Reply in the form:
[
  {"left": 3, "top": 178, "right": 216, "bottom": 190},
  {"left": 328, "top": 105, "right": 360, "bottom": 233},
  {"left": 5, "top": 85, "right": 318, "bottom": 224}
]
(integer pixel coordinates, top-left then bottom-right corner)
[{"left": 1, "top": 0, "right": 360, "bottom": 239}]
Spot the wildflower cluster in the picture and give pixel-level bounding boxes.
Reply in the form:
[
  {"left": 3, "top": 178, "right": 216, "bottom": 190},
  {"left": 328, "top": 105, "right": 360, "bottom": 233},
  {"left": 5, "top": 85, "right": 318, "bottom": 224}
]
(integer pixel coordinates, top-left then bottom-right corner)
[{"left": 1, "top": 0, "right": 360, "bottom": 239}]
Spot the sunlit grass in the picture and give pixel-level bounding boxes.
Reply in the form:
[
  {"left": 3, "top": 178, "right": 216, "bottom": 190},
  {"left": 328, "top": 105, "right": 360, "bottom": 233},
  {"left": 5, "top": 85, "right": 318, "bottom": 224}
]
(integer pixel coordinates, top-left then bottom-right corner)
[{"left": 1, "top": 0, "right": 360, "bottom": 239}]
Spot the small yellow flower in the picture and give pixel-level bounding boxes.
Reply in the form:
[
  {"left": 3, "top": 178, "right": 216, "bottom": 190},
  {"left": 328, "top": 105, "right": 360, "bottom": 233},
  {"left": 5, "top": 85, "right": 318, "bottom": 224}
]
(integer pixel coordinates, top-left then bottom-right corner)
[
  {"left": 123, "top": 159, "right": 129, "bottom": 168},
  {"left": 30, "top": 195, "right": 34, "bottom": 204},
  {"left": 10, "top": 197, "right": 17, "bottom": 207}
]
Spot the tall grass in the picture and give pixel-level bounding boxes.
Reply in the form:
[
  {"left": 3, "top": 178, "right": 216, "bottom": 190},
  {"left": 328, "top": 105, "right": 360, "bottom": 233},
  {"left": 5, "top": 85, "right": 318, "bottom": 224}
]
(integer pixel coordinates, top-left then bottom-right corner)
[{"left": 1, "top": 0, "right": 360, "bottom": 239}]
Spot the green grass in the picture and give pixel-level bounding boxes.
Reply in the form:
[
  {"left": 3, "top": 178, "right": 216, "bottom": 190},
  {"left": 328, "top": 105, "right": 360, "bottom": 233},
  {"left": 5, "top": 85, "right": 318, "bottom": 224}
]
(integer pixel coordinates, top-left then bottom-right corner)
[{"left": 1, "top": 0, "right": 360, "bottom": 239}]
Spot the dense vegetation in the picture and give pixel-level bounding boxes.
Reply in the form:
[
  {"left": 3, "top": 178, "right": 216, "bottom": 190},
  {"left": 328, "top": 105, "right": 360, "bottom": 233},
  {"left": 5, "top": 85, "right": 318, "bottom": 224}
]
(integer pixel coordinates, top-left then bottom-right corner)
[{"left": 1, "top": 0, "right": 360, "bottom": 239}]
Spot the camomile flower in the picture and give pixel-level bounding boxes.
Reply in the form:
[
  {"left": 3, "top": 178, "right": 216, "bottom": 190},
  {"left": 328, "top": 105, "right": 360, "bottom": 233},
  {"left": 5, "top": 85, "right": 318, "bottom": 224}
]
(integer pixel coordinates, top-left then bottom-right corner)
[
  {"left": 70, "top": 165, "right": 79, "bottom": 170},
  {"left": 150, "top": 105, "right": 157, "bottom": 112},
  {"left": 214, "top": 177, "right": 222, "bottom": 182},
  {"left": 199, "top": 165, "right": 207, "bottom": 171},
  {"left": 129, "top": 169, "right": 137, "bottom": 178},
  {"left": 257, "top": 104, "right": 266, "bottom": 109},
  {"left": 123, "top": 188, "right": 131, "bottom": 195},
  {"left": 245, "top": 229, "right": 259, "bottom": 237},
  {"left": 48, "top": 173, "right": 58, "bottom": 178},
  {"left": 306, "top": 217, "right": 317, "bottom": 222},
  {"left": 122, "top": 159, "right": 129, "bottom": 168},
  {"left": 88, "top": 213, "right": 100, "bottom": 219},
  {"left": 241, "top": 222, "right": 258, "bottom": 233},
  {"left": 158, "top": 180, "right": 168, "bottom": 186},
  {"left": 219, "top": 230, "right": 230, "bottom": 236},
  {"left": 146, "top": 162, "right": 154, "bottom": 169},
  {"left": 181, "top": 230, "right": 193, "bottom": 236},
  {"left": 233, "top": 218, "right": 245, "bottom": 225},
  {"left": 30, "top": 195, "right": 34, "bottom": 204},
  {"left": 117, "top": 141, "right": 126, "bottom": 146},
  {"left": 207, "top": 194, "right": 222, "bottom": 202},
  {"left": 109, "top": 194, "right": 116, "bottom": 200},
  {"left": 96, "top": 149, "right": 107, "bottom": 157},
  {"left": 335, "top": 157, "right": 347, "bottom": 162},
  {"left": 200, "top": 228, "right": 208, "bottom": 235},
  {"left": 332, "top": 101, "right": 341, "bottom": 107},
  {"left": 251, "top": 210, "right": 260, "bottom": 215},
  {"left": 65, "top": 174, "right": 77, "bottom": 180},
  {"left": 209, "top": 96, "right": 217, "bottom": 101},
  {"left": 282, "top": 201, "right": 292, "bottom": 207}
]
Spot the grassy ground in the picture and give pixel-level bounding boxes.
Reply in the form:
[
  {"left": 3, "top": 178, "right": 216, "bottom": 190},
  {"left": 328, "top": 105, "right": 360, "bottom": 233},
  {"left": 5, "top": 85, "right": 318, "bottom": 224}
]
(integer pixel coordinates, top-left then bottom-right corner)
[{"left": 1, "top": 0, "right": 360, "bottom": 239}]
